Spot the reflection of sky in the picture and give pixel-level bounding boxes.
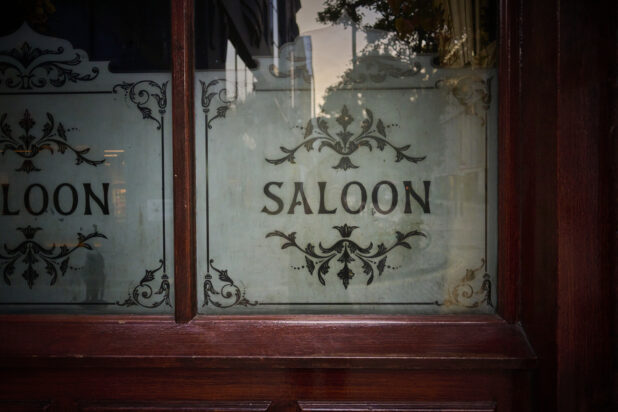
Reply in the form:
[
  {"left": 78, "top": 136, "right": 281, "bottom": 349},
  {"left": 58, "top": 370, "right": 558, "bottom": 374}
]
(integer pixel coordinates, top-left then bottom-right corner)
[
  {"left": 296, "top": 1, "right": 380, "bottom": 32},
  {"left": 295, "top": 1, "right": 380, "bottom": 110},
  {"left": 296, "top": 1, "right": 328, "bottom": 33}
]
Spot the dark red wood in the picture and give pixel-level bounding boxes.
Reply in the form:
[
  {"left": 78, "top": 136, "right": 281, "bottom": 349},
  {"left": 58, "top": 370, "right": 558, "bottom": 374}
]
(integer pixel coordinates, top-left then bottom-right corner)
[
  {"left": 517, "top": 0, "right": 614, "bottom": 410},
  {"left": 497, "top": 0, "right": 521, "bottom": 324},
  {"left": 78, "top": 401, "right": 271, "bottom": 411},
  {"left": 0, "top": 368, "right": 517, "bottom": 411},
  {"left": 0, "top": 3, "right": 535, "bottom": 410},
  {"left": 0, "top": 1, "right": 614, "bottom": 411},
  {"left": 171, "top": 0, "right": 197, "bottom": 323},
  {"left": 613, "top": 7, "right": 618, "bottom": 409},
  {"left": 518, "top": 0, "right": 559, "bottom": 409},
  {"left": 0, "top": 0, "right": 531, "bottom": 374},
  {"left": 0, "top": 314, "right": 535, "bottom": 370},
  {"left": 296, "top": 401, "right": 496, "bottom": 412},
  {"left": 554, "top": 1, "right": 613, "bottom": 410},
  {"left": 0, "top": 401, "right": 51, "bottom": 411}
]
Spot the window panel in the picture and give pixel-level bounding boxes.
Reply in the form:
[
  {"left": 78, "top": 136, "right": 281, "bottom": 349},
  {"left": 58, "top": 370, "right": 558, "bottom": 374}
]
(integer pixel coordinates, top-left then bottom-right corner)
[
  {"left": 195, "top": 0, "right": 498, "bottom": 314},
  {"left": 0, "top": 0, "right": 174, "bottom": 313}
]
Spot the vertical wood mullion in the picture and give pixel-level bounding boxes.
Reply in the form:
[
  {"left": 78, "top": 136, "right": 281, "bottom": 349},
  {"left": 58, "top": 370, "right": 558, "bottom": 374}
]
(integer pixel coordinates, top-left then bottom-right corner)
[
  {"left": 555, "top": 1, "right": 612, "bottom": 408},
  {"left": 497, "top": 0, "right": 521, "bottom": 323},
  {"left": 171, "top": 0, "right": 196, "bottom": 323}
]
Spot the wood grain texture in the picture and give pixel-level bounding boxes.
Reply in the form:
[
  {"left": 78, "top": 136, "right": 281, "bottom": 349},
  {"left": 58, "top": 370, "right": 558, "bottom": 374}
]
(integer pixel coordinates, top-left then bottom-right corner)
[
  {"left": 518, "top": 0, "right": 614, "bottom": 410},
  {"left": 0, "top": 401, "right": 51, "bottom": 411},
  {"left": 0, "top": 314, "right": 535, "bottom": 369},
  {"left": 171, "top": 0, "right": 197, "bottom": 323},
  {"left": 518, "top": 0, "right": 559, "bottom": 410},
  {"left": 297, "top": 401, "right": 496, "bottom": 412},
  {"left": 555, "top": 0, "right": 613, "bottom": 410},
  {"left": 0, "top": 369, "right": 515, "bottom": 411},
  {"left": 497, "top": 0, "right": 521, "bottom": 323},
  {"left": 78, "top": 401, "right": 271, "bottom": 411}
]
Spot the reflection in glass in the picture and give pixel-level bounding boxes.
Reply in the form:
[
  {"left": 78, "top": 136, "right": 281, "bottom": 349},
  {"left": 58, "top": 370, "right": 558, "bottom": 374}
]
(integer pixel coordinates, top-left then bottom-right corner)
[
  {"left": 195, "top": 0, "right": 498, "bottom": 314},
  {"left": 0, "top": 1, "right": 174, "bottom": 313}
]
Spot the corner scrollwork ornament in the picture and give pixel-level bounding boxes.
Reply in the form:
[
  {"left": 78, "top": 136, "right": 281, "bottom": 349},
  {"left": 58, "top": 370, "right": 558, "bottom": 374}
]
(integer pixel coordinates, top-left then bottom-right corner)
[
  {"left": 443, "top": 259, "right": 493, "bottom": 309},
  {"left": 267, "top": 224, "right": 426, "bottom": 289},
  {"left": 113, "top": 80, "right": 168, "bottom": 129},
  {"left": 203, "top": 259, "right": 257, "bottom": 308},
  {"left": 266, "top": 105, "right": 426, "bottom": 171},
  {"left": 437, "top": 76, "right": 491, "bottom": 124},
  {"left": 113, "top": 80, "right": 169, "bottom": 309},
  {"left": 0, "top": 110, "right": 104, "bottom": 173},
  {"left": 200, "top": 79, "right": 237, "bottom": 129},
  {"left": 117, "top": 259, "right": 171, "bottom": 309}
]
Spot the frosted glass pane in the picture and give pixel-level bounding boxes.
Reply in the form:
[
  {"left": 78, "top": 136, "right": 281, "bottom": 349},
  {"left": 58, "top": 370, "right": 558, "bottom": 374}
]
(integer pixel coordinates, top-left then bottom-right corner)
[
  {"left": 0, "top": 3, "right": 173, "bottom": 313},
  {"left": 195, "top": 0, "right": 498, "bottom": 314}
]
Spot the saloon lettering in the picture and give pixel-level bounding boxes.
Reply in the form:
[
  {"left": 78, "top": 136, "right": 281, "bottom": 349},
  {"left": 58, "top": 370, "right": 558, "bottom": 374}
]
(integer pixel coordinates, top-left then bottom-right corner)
[
  {"left": 1, "top": 183, "right": 110, "bottom": 216},
  {"left": 261, "top": 180, "right": 431, "bottom": 215}
]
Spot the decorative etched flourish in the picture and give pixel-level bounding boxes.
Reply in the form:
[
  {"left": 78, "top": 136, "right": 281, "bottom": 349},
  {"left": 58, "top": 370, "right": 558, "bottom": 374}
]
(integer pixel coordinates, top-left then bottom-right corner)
[
  {"left": 266, "top": 224, "right": 426, "bottom": 288},
  {"left": 117, "top": 260, "right": 171, "bottom": 308},
  {"left": 443, "top": 259, "right": 492, "bottom": 308},
  {"left": 0, "top": 42, "right": 62, "bottom": 67},
  {"left": 437, "top": 76, "right": 491, "bottom": 124},
  {"left": 0, "top": 42, "right": 99, "bottom": 89},
  {"left": 200, "top": 79, "right": 238, "bottom": 129},
  {"left": 113, "top": 80, "right": 168, "bottom": 129},
  {"left": 0, "top": 225, "right": 107, "bottom": 288},
  {"left": 266, "top": 105, "right": 426, "bottom": 170},
  {"left": 0, "top": 110, "right": 104, "bottom": 173},
  {"left": 340, "top": 55, "right": 422, "bottom": 85},
  {"left": 203, "top": 259, "right": 257, "bottom": 308}
]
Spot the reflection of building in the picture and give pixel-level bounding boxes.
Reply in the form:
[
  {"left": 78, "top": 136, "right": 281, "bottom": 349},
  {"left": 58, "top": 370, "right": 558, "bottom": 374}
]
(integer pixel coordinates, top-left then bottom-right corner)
[
  {"left": 194, "top": 1, "right": 312, "bottom": 117},
  {"left": 252, "top": 34, "right": 314, "bottom": 117},
  {"left": 196, "top": 0, "right": 301, "bottom": 70},
  {"left": 0, "top": 0, "right": 173, "bottom": 71},
  {"left": 0, "top": 0, "right": 303, "bottom": 72}
]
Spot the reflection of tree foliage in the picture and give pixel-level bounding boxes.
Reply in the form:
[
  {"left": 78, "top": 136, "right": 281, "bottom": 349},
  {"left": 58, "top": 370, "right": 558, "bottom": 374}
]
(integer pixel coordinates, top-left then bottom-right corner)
[
  {"left": 317, "top": 0, "right": 497, "bottom": 67},
  {"left": 317, "top": 0, "right": 445, "bottom": 55},
  {"left": 20, "top": 0, "right": 56, "bottom": 33}
]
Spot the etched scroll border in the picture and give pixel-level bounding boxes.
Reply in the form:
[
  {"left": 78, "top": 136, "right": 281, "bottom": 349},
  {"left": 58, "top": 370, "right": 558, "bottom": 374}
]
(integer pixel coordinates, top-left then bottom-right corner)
[
  {"left": 200, "top": 76, "right": 494, "bottom": 310},
  {"left": 0, "top": 81, "right": 172, "bottom": 310}
]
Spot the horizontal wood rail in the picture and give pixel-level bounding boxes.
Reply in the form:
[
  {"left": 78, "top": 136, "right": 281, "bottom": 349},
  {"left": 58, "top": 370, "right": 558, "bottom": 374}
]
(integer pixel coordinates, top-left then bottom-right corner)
[{"left": 0, "top": 314, "right": 536, "bottom": 370}]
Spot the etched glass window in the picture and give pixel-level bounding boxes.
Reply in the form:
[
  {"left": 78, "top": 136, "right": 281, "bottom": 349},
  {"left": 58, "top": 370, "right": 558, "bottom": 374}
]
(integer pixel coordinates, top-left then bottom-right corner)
[
  {"left": 0, "top": 1, "right": 174, "bottom": 312},
  {"left": 195, "top": 0, "right": 498, "bottom": 313}
]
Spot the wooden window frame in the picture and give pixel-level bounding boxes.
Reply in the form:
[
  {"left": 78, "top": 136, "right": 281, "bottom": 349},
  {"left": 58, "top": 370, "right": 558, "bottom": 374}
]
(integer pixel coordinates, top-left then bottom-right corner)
[
  {"left": 1, "top": 1, "right": 613, "bottom": 409},
  {"left": 0, "top": 0, "right": 533, "bottom": 365}
]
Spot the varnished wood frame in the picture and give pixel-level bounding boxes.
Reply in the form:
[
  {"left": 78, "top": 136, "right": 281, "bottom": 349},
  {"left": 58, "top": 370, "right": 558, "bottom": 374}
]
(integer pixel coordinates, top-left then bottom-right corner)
[
  {"left": 1, "top": 0, "right": 614, "bottom": 409},
  {"left": 172, "top": 0, "right": 197, "bottom": 323},
  {"left": 0, "top": 0, "right": 532, "bottom": 364}
]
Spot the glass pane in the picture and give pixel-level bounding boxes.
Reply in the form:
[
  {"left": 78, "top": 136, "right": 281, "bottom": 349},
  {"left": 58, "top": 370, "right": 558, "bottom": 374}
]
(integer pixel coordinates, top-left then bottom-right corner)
[
  {"left": 0, "top": 0, "right": 174, "bottom": 313},
  {"left": 195, "top": 0, "right": 497, "bottom": 314}
]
